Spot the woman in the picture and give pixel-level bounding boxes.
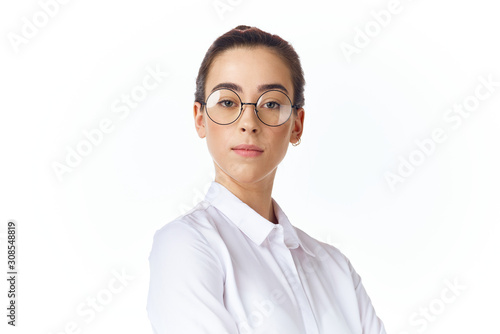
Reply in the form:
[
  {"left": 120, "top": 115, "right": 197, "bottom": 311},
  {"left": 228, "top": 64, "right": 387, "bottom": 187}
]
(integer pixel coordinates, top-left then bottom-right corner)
[{"left": 147, "top": 25, "right": 386, "bottom": 334}]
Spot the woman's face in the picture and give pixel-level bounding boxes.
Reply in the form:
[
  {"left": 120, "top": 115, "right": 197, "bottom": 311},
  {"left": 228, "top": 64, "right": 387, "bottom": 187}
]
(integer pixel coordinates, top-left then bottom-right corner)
[{"left": 194, "top": 46, "right": 304, "bottom": 187}]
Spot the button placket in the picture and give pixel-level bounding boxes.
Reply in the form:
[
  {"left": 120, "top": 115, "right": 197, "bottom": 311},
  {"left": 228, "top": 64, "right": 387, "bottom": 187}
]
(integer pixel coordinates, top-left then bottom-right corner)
[{"left": 269, "top": 227, "right": 319, "bottom": 334}]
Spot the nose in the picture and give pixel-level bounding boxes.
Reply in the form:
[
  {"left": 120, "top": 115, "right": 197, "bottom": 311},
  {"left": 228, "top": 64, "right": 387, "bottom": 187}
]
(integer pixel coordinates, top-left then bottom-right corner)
[{"left": 238, "top": 103, "right": 260, "bottom": 132}]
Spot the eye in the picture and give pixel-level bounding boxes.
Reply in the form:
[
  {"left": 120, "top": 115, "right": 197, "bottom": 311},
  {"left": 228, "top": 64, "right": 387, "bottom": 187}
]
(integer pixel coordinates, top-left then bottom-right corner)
[
  {"left": 219, "top": 100, "right": 237, "bottom": 108},
  {"left": 264, "top": 101, "right": 280, "bottom": 109}
]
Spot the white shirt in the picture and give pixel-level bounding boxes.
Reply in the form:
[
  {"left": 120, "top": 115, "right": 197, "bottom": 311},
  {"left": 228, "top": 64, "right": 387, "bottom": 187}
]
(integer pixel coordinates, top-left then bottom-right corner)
[{"left": 147, "top": 181, "right": 386, "bottom": 334}]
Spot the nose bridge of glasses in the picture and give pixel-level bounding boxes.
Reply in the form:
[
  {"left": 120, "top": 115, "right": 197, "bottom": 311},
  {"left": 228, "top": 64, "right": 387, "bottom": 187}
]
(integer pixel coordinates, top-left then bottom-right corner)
[
  {"left": 237, "top": 102, "right": 263, "bottom": 127},
  {"left": 241, "top": 102, "right": 258, "bottom": 110},
  {"left": 240, "top": 102, "right": 259, "bottom": 118}
]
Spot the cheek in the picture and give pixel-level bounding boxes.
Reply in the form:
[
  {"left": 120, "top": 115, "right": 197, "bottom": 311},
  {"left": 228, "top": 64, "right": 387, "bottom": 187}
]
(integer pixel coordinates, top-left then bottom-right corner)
[
  {"left": 268, "top": 129, "right": 291, "bottom": 157},
  {"left": 276, "top": 127, "right": 292, "bottom": 144},
  {"left": 206, "top": 125, "right": 230, "bottom": 151}
]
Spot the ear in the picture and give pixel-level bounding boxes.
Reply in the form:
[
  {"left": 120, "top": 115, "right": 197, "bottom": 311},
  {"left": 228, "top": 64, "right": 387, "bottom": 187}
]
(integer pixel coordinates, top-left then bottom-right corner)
[
  {"left": 290, "top": 107, "right": 304, "bottom": 145},
  {"left": 194, "top": 102, "right": 206, "bottom": 138}
]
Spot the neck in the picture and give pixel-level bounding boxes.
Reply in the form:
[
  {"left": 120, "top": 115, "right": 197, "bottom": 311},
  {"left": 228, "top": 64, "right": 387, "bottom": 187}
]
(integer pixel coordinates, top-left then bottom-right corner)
[{"left": 214, "top": 169, "right": 278, "bottom": 224}]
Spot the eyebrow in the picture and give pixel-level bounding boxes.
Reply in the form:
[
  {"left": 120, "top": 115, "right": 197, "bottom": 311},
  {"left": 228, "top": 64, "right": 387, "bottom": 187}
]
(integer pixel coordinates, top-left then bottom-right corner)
[{"left": 210, "top": 82, "right": 289, "bottom": 95}]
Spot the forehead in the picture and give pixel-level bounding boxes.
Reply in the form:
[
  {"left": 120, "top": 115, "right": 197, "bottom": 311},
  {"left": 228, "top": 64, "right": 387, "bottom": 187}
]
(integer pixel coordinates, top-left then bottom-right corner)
[{"left": 205, "top": 46, "right": 293, "bottom": 98}]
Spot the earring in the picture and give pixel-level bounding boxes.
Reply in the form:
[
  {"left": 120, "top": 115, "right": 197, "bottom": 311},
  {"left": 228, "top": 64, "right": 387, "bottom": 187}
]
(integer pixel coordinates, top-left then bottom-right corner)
[{"left": 292, "top": 137, "right": 301, "bottom": 147}]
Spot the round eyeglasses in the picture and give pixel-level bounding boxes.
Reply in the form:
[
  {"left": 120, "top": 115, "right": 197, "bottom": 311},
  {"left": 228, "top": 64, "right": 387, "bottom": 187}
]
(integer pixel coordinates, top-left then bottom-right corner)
[{"left": 201, "top": 88, "right": 299, "bottom": 127}]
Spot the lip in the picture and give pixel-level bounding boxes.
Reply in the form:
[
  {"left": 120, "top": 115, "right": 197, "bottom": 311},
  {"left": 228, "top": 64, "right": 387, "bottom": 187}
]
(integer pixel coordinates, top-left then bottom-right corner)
[
  {"left": 232, "top": 144, "right": 264, "bottom": 151},
  {"left": 232, "top": 144, "right": 264, "bottom": 157}
]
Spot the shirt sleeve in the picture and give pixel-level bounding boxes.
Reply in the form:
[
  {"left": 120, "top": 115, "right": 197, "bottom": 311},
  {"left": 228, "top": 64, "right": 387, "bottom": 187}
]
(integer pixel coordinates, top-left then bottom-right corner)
[
  {"left": 146, "top": 220, "right": 239, "bottom": 334},
  {"left": 346, "top": 257, "right": 387, "bottom": 334}
]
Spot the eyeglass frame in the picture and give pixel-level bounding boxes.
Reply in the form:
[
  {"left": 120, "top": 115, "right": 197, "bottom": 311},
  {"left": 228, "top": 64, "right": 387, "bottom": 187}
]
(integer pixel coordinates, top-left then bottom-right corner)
[{"left": 200, "top": 88, "right": 300, "bottom": 127}]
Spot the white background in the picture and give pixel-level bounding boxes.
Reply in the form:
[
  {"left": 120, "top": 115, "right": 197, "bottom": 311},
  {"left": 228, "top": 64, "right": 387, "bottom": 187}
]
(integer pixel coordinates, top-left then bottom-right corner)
[{"left": 1, "top": 0, "right": 499, "bottom": 333}]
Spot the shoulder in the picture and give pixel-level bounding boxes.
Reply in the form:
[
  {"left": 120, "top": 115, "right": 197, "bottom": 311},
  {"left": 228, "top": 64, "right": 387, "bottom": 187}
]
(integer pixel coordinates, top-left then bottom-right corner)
[
  {"left": 148, "top": 202, "right": 227, "bottom": 279},
  {"left": 293, "top": 225, "right": 369, "bottom": 292},
  {"left": 293, "top": 225, "right": 355, "bottom": 272},
  {"left": 293, "top": 225, "right": 346, "bottom": 257},
  {"left": 149, "top": 200, "right": 227, "bottom": 269},
  {"left": 152, "top": 200, "right": 217, "bottom": 244},
  {"left": 150, "top": 201, "right": 213, "bottom": 255}
]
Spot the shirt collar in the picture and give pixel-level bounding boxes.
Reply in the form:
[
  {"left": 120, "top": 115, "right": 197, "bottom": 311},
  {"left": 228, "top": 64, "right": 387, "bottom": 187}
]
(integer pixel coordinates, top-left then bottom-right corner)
[{"left": 204, "top": 181, "right": 316, "bottom": 257}]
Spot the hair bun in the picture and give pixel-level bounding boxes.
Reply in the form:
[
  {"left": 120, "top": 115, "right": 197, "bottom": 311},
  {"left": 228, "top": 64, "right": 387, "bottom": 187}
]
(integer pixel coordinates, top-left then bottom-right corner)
[{"left": 234, "top": 25, "right": 252, "bottom": 31}]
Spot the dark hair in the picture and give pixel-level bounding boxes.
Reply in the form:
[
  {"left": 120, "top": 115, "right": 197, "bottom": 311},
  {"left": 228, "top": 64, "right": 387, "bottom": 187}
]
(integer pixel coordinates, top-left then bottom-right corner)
[{"left": 194, "top": 25, "right": 305, "bottom": 114}]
